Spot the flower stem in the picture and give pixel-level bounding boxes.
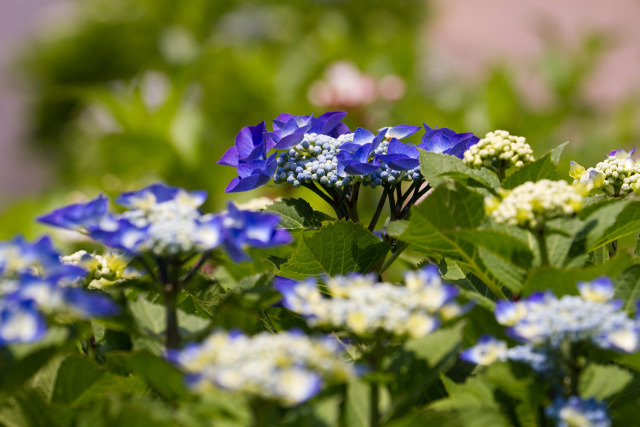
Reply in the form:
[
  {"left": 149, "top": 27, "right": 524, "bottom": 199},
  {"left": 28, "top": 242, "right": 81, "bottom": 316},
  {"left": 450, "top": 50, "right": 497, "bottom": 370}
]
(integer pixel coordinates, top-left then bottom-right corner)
[
  {"left": 380, "top": 241, "right": 409, "bottom": 274},
  {"left": 303, "top": 183, "right": 345, "bottom": 219},
  {"left": 157, "top": 258, "right": 180, "bottom": 349},
  {"left": 369, "top": 188, "right": 389, "bottom": 232},
  {"left": 535, "top": 227, "right": 550, "bottom": 267}
]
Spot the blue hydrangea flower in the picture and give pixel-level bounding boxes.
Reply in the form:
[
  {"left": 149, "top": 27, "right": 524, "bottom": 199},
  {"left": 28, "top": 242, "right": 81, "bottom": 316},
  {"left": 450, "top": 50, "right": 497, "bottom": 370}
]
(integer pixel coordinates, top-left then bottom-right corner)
[
  {"left": 275, "top": 266, "right": 462, "bottom": 338},
  {"left": 221, "top": 203, "right": 292, "bottom": 262},
  {"left": 336, "top": 127, "right": 386, "bottom": 176},
  {"left": 217, "top": 121, "right": 271, "bottom": 168},
  {"left": 116, "top": 183, "right": 207, "bottom": 210},
  {"left": 0, "top": 236, "right": 62, "bottom": 277},
  {"left": 460, "top": 335, "right": 508, "bottom": 366},
  {"left": 268, "top": 111, "right": 349, "bottom": 150},
  {"left": 0, "top": 299, "right": 47, "bottom": 346},
  {"left": 419, "top": 124, "right": 479, "bottom": 158},
  {"left": 170, "top": 329, "right": 354, "bottom": 406},
  {"left": 37, "top": 194, "right": 109, "bottom": 231},
  {"left": 375, "top": 138, "right": 421, "bottom": 171},
  {"left": 224, "top": 154, "right": 278, "bottom": 193},
  {"left": 545, "top": 396, "right": 611, "bottom": 427}
]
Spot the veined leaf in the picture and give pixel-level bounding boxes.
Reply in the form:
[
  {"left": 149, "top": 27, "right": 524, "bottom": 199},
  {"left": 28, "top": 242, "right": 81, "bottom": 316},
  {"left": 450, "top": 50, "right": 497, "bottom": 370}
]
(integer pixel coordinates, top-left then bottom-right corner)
[
  {"left": 263, "top": 197, "right": 333, "bottom": 230},
  {"left": 278, "top": 221, "right": 390, "bottom": 279},
  {"left": 419, "top": 150, "right": 499, "bottom": 189},
  {"left": 501, "top": 152, "right": 559, "bottom": 190}
]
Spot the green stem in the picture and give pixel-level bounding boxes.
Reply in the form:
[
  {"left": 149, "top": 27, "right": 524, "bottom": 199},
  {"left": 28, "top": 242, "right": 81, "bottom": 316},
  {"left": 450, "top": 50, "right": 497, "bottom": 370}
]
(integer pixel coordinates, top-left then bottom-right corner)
[
  {"left": 380, "top": 241, "right": 409, "bottom": 274},
  {"left": 157, "top": 259, "right": 180, "bottom": 349},
  {"left": 181, "top": 251, "right": 211, "bottom": 284},
  {"left": 387, "top": 186, "right": 397, "bottom": 221},
  {"left": 369, "top": 188, "right": 389, "bottom": 232},
  {"left": 303, "top": 183, "right": 345, "bottom": 219},
  {"left": 534, "top": 227, "right": 550, "bottom": 267},
  {"left": 346, "top": 183, "right": 361, "bottom": 223},
  {"left": 368, "top": 335, "right": 385, "bottom": 427}
]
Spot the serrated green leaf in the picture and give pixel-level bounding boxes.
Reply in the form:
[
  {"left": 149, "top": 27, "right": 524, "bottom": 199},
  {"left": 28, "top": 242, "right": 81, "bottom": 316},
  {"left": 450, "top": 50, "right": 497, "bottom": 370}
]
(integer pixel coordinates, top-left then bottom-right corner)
[
  {"left": 501, "top": 153, "right": 559, "bottom": 189},
  {"left": 579, "top": 364, "right": 632, "bottom": 400},
  {"left": 391, "top": 183, "right": 527, "bottom": 296},
  {"left": 263, "top": 197, "right": 333, "bottom": 230},
  {"left": 278, "top": 221, "right": 390, "bottom": 279},
  {"left": 420, "top": 150, "right": 499, "bottom": 189}
]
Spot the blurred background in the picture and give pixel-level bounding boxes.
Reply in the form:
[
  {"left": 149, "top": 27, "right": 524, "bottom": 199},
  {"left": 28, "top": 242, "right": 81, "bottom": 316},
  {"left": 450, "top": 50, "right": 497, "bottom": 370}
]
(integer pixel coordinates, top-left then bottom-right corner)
[{"left": 2, "top": 0, "right": 640, "bottom": 239}]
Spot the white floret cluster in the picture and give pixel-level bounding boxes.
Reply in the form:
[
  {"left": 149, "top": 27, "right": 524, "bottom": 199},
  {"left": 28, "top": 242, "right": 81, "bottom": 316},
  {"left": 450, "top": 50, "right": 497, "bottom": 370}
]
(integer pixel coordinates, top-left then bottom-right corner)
[
  {"left": 486, "top": 179, "right": 584, "bottom": 228},
  {"left": 463, "top": 130, "right": 534, "bottom": 171},
  {"left": 61, "top": 250, "right": 135, "bottom": 288},
  {"left": 278, "top": 268, "right": 460, "bottom": 338},
  {"left": 172, "top": 330, "right": 354, "bottom": 406},
  {"left": 274, "top": 133, "right": 354, "bottom": 188},
  {"left": 121, "top": 193, "right": 219, "bottom": 256},
  {"left": 591, "top": 149, "right": 640, "bottom": 196}
]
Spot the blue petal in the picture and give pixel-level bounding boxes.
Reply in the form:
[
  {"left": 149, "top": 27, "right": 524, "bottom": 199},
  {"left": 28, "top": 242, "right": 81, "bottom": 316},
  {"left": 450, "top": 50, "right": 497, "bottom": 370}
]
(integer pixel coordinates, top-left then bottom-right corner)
[{"left": 37, "top": 194, "right": 109, "bottom": 230}]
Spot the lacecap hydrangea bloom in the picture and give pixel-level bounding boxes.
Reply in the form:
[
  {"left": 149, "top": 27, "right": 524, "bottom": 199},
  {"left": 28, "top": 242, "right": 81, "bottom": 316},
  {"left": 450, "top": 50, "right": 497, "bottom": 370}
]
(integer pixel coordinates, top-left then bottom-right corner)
[
  {"left": 463, "top": 130, "right": 534, "bottom": 173},
  {"left": 275, "top": 266, "right": 462, "bottom": 338},
  {"left": 170, "top": 330, "right": 354, "bottom": 406},
  {"left": 485, "top": 179, "right": 586, "bottom": 228},
  {"left": 545, "top": 396, "right": 611, "bottom": 427},
  {"left": 38, "top": 184, "right": 292, "bottom": 262},
  {"left": 570, "top": 148, "right": 640, "bottom": 197},
  {"left": 0, "top": 236, "right": 119, "bottom": 346},
  {"left": 220, "top": 111, "right": 479, "bottom": 192},
  {"left": 461, "top": 277, "right": 639, "bottom": 370}
]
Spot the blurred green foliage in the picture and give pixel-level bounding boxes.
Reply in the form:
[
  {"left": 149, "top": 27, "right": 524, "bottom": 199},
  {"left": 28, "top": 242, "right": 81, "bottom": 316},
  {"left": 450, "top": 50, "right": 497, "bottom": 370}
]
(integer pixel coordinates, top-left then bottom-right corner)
[{"left": 6, "top": 0, "right": 640, "bottom": 240}]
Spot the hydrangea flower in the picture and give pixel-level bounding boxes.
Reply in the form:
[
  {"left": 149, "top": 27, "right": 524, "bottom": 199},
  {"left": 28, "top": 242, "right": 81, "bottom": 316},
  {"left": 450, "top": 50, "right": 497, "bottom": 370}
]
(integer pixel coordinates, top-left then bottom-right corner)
[
  {"left": 420, "top": 124, "right": 479, "bottom": 158},
  {"left": 485, "top": 180, "right": 586, "bottom": 229},
  {"left": 0, "top": 299, "right": 47, "bottom": 346},
  {"left": 0, "top": 236, "right": 120, "bottom": 346},
  {"left": 37, "top": 194, "right": 109, "bottom": 231},
  {"left": 219, "top": 202, "right": 293, "bottom": 262},
  {"left": 275, "top": 266, "right": 462, "bottom": 338},
  {"left": 545, "top": 396, "right": 611, "bottom": 427},
  {"left": 463, "top": 130, "right": 534, "bottom": 172},
  {"left": 170, "top": 330, "right": 354, "bottom": 406},
  {"left": 61, "top": 250, "right": 137, "bottom": 289},
  {"left": 570, "top": 148, "right": 640, "bottom": 197},
  {"left": 461, "top": 277, "right": 639, "bottom": 372},
  {"left": 267, "top": 111, "right": 349, "bottom": 150}
]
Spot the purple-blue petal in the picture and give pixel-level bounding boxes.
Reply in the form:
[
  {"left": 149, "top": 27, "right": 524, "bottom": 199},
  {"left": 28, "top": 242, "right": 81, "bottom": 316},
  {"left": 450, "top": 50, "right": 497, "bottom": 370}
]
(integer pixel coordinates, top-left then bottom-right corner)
[{"left": 37, "top": 194, "right": 109, "bottom": 230}]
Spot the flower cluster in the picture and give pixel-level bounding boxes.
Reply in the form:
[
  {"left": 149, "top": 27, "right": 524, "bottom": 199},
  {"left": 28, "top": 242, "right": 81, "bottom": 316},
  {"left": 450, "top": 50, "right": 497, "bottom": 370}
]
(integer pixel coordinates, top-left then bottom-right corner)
[
  {"left": 0, "top": 236, "right": 119, "bottom": 346},
  {"left": 463, "top": 130, "right": 534, "bottom": 172},
  {"left": 61, "top": 250, "right": 137, "bottom": 289},
  {"left": 38, "top": 184, "right": 292, "bottom": 262},
  {"left": 170, "top": 330, "right": 354, "bottom": 406},
  {"left": 275, "top": 266, "right": 462, "bottom": 338},
  {"left": 461, "top": 277, "right": 639, "bottom": 370},
  {"left": 545, "top": 396, "right": 611, "bottom": 427},
  {"left": 485, "top": 179, "right": 585, "bottom": 228},
  {"left": 220, "top": 111, "right": 479, "bottom": 192},
  {"left": 570, "top": 148, "right": 640, "bottom": 197}
]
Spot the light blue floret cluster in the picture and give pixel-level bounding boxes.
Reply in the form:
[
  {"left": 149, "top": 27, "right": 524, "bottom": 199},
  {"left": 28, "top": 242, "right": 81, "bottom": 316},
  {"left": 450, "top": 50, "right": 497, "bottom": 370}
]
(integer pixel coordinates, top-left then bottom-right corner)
[
  {"left": 545, "top": 396, "right": 611, "bottom": 427},
  {"left": 364, "top": 139, "right": 422, "bottom": 188},
  {"left": 170, "top": 330, "right": 354, "bottom": 406},
  {"left": 274, "top": 133, "right": 354, "bottom": 188}
]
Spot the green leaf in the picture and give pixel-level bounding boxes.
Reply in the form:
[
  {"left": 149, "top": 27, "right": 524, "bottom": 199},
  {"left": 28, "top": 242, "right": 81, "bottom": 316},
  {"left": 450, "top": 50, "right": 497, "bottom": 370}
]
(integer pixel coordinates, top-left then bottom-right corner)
[
  {"left": 278, "top": 221, "right": 390, "bottom": 279},
  {"left": 570, "top": 199, "right": 640, "bottom": 256},
  {"left": 391, "top": 182, "right": 530, "bottom": 296},
  {"left": 51, "top": 356, "right": 106, "bottom": 405},
  {"left": 501, "top": 153, "right": 559, "bottom": 190},
  {"left": 614, "top": 265, "right": 640, "bottom": 312},
  {"left": 419, "top": 150, "right": 499, "bottom": 189},
  {"left": 404, "top": 323, "right": 464, "bottom": 367},
  {"left": 579, "top": 364, "right": 632, "bottom": 400},
  {"left": 522, "top": 255, "right": 634, "bottom": 296},
  {"left": 263, "top": 198, "right": 333, "bottom": 230},
  {"left": 546, "top": 141, "right": 569, "bottom": 165}
]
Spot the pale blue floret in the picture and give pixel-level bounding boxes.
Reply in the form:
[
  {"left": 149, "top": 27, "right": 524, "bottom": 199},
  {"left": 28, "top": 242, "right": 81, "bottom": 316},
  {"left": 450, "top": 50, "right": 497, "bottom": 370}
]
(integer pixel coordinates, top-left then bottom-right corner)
[{"left": 545, "top": 396, "right": 611, "bottom": 427}]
